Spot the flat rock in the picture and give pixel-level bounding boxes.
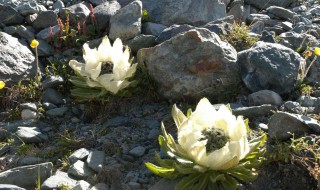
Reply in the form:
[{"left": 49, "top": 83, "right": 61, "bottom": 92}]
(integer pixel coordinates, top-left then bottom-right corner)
[
  {"left": 41, "top": 171, "right": 77, "bottom": 190},
  {"left": 86, "top": 150, "right": 105, "bottom": 172},
  {"left": 0, "top": 4, "right": 24, "bottom": 25},
  {"left": 0, "top": 184, "right": 26, "bottom": 190},
  {"left": 248, "top": 90, "right": 283, "bottom": 106},
  {"left": 232, "top": 104, "right": 277, "bottom": 119},
  {"left": 16, "top": 126, "right": 48, "bottom": 143},
  {"left": 32, "top": 10, "right": 58, "bottom": 31},
  {"left": 0, "top": 162, "right": 53, "bottom": 189},
  {"left": 150, "top": 179, "right": 177, "bottom": 190},
  {"left": 244, "top": 0, "right": 294, "bottom": 9},
  {"left": 68, "top": 160, "right": 95, "bottom": 179},
  {"left": 129, "top": 146, "right": 146, "bottom": 157},
  {"left": 74, "top": 180, "right": 91, "bottom": 190},
  {"left": 69, "top": 148, "right": 90, "bottom": 163}
]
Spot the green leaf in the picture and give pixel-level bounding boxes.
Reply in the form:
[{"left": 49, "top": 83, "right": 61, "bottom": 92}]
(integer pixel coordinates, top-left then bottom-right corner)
[
  {"left": 172, "top": 104, "right": 187, "bottom": 128},
  {"left": 145, "top": 162, "right": 177, "bottom": 179},
  {"left": 187, "top": 108, "right": 192, "bottom": 118},
  {"left": 174, "top": 173, "right": 202, "bottom": 190},
  {"left": 220, "top": 175, "right": 240, "bottom": 190},
  {"left": 197, "top": 173, "right": 209, "bottom": 190},
  {"left": 174, "top": 162, "right": 196, "bottom": 174}
]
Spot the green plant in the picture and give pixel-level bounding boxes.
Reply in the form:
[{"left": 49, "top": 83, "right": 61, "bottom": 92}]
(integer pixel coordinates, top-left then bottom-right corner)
[
  {"left": 220, "top": 22, "right": 258, "bottom": 52},
  {"left": 142, "top": 9, "right": 153, "bottom": 22}
]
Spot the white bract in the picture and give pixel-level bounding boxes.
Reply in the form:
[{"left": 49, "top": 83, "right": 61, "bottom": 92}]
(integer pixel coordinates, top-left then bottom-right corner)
[
  {"left": 172, "top": 98, "right": 250, "bottom": 170},
  {"left": 69, "top": 36, "right": 137, "bottom": 94}
]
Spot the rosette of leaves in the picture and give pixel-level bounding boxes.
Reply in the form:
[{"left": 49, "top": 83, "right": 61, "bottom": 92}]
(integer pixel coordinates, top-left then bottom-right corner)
[{"left": 146, "top": 98, "right": 266, "bottom": 190}]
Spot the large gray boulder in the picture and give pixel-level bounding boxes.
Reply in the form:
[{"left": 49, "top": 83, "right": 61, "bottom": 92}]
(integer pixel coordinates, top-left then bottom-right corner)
[
  {"left": 142, "top": 0, "right": 226, "bottom": 26},
  {"left": 244, "top": 0, "right": 294, "bottom": 9},
  {"left": 0, "top": 32, "right": 36, "bottom": 86},
  {"left": 0, "top": 162, "right": 53, "bottom": 189},
  {"left": 138, "top": 28, "right": 240, "bottom": 102},
  {"left": 93, "top": 1, "right": 121, "bottom": 32},
  {"left": 238, "top": 41, "right": 304, "bottom": 95},
  {"left": 0, "top": 4, "right": 24, "bottom": 25},
  {"left": 109, "top": 0, "right": 142, "bottom": 41}
]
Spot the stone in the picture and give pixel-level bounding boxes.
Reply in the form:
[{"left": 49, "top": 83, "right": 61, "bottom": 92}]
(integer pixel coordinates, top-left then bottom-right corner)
[
  {"left": 42, "top": 102, "right": 58, "bottom": 110},
  {"left": 259, "top": 30, "right": 277, "bottom": 43},
  {"left": 90, "top": 183, "right": 109, "bottom": 190},
  {"left": 21, "top": 109, "right": 37, "bottom": 120},
  {"left": 268, "top": 112, "right": 320, "bottom": 140},
  {"left": 4, "top": 26, "right": 17, "bottom": 35},
  {"left": 138, "top": 28, "right": 240, "bottom": 102},
  {"left": 74, "top": 180, "right": 91, "bottom": 190},
  {"left": 16, "top": 127, "right": 48, "bottom": 143},
  {"left": 36, "top": 25, "right": 60, "bottom": 40},
  {"left": 0, "top": 4, "right": 24, "bottom": 25},
  {"left": 150, "top": 179, "right": 177, "bottom": 190},
  {"left": 16, "top": 25, "right": 35, "bottom": 39},
  {"left": 244, "top": 0, "right": 294, "bottom": 9},
  {"left": 41, "top": 171, "right": 77, "bottom": 190},
  {"left": 142, "top": 0, "right": 226, "bottom": 26},
  {"left": 42, "top": 88, "right": 67, "bottom": 105},
  {"left": 248, "top": 90, "right": 283, "bottom": 106},
  {"left": 125, "top": 34, "right": 156, "bottom": 53},
  {"left": 129, "top": 146, "right": 146, "bottom": 157},
  {"left": 202, "top": 22, "right": 230, "bottom": 36},
  {"left": 279, "top": 31, "right": 320, "bottom": 52},
  {"left": 86, "top": 150, "right": 105, "bottom": 172},
  {"left": 20, "top": 103, "right": 38, "bottom": 112},
  {"left": 29, "top": 39, "right": 55, "bottom": 56},
  {"left": 68, "top": 160, "right": 95, "bottom": 179},
  {"left": 284, "top": 101, "right": 304, "bottom": 114},
  {"left": 0, "top": 32, "right": 36, "bottom": 86},
  {"left": 0, "top": 184, "right": 26, "bottom": 190},
  {"left": 42, "top": 76, "right": 64, "bottom": 89},
  {"left": 102, "top": 116, "right": 130, "bottom": 127},
  {"left": 128, "top": 182, "right": 141, "bottom": 189},
  {"left": 53, "top": 0, "right": 65, "bottom": 10},
  {"left": 60, "top": 2, "right": 90, "bottom": 25},
  {"left": 232, "top": 104, "right": 277, "bottom": 119},
  {"left": 32, "top": 10, "right": 58, "bottom": 31},
  {"left": 227, "top": 0, "right": 245, "bottom": 22},
  {"left": 249, "top": 21, "right": 265, "bottom": 34},
  {"left": 155, "top": 24, "right": 195, "bottom": 44},
  {"left": 266, "top": 6, "right": 296, "bottom": 21},
  {"left": 46, "top": 107, "right": 68, "bottom": 117},
  {"left": 69, "top": 148, "right": 90, "bottom": 163},
  {"left": 0, "top": 143, "right": 10, "bottom": 156},
  {"left": 298, "top": 96, "right": 317, "bottom": 107},
  {"left": 16, "top": 1, "right": 47, "bottom": 16},
  {"left": 142, "top": 22, "right": 167, "bottom": 37},
  {"left": 93, "top": 1, "right": 121, "bottom": 32},
  {"left": 247, "top": 14, "right": 271, "bottom": 24},
  {"left": 0, "top": 162, "right": 53, "bottom": 189},
  {"left": 109, "top": 0, "right": 142, "bottom": 41},
  {"left": 238, "top": 41, "right": 304, "bottom": 94},
  {"left": 17, "top": 156, "right": 45, "bottom": 166}
]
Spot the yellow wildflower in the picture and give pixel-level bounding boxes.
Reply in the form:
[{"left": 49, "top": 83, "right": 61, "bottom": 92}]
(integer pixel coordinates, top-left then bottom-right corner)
[
  {"left": 30, "top": 39, "right": 39, "bottom": 48},
  {"left": 0, "top": 81, "right": 5, "bottom": 89},
  {"left": 314, "top": 47, "right": 320, "bottom": 56}
]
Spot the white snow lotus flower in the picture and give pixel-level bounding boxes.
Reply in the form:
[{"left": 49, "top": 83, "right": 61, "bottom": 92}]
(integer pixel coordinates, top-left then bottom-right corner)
[
  {"left": 146, "top": 97, "right": 266, "bottom": 190},
  {"left": 69, "top": 36, "right": 137, "bottom": 94}
]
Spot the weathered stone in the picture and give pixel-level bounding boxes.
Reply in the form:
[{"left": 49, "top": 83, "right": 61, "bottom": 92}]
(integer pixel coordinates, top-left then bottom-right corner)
[
  {"left": 32, "top": 11, "right": 58, "bottom": 30},
  {"left": 94, "top": 1, "right": 121, "bottom": 32},
  {"left": 279, "top": 31, "right": 320, "bottom": 52},
  {"left": 298, "top": 96, "right": 317, "bottom": 107},
  {"left": 0, "top": 184, "right": 26, "bottom": 190},
  {"left": 155, "top": 24, "right": 195, "bottom": 44},
  {"left": 74, "top": 180, "right": 91, "bottom": 190},
  {"left": 16, "top": 126, "right": 48, "bottom": 143},
  {"left": 238, "top": 41, "right": 304, "bottom": 94},
  {"left": 21, "top": 109, "right": 37, "bottom": 120},
  {"left": 138, "top": 28, "right": 240, "bottom": 102},
  {"left": 42, "top": 88, "right": 67, "bottom": 105},
  {"left": 46, "top": 107, "right": 68, "bottom": 117},
  {"left": 90, "top": 183, "right": 109, "bottom": 190},
  {"left": 0, "top": 32, "right": 36, "bottom": 86},
  {"left": 129, "top": 146, "right": 146, "bottom": 157},
  {"left": 86, "top": 150, "right": 105, "bottom": 172},
  {"left": 0, "top": 4, "right": 24, "bottom": 25},
  {"left": 266, "top": 6, "right": 296, "bottom": 21},
  {"left": 53, "top": 0, "right": 65, "bottom": 10},
  {"left": 41, "top": 171, "right": 77, "bottom": 190},
  {"left": 69, "top": 148, "right": 90, "bottom": 163},
  {"left": 247, "top": 14, "right": 271, "bottom": 24},
  {"left": 0, "top": 162, "right": 53, "bottom": 189},
  {"left": 16, "top": 1, "right": 47, "bottom": 16},
  {"left": 17, "top": 156, "right": 45, "bottom": 166},
  {"left": 42, "top": 76, "right": 64, "bottom": 90},
  {"left": 142, "top": 0, "right": 226, "bottom": 26},
  {"left": 36, "top": 25, "right": 60, "bottom": 40},
  {"left": 227, "top": 0, "right": 245, "bottom": 22},
  {"left": 150, "top": 179, "right": 177, "bottom": 190},
  {"left": 29, "top": 38, "right": 55, "bottom": 56},
  {"left": 232, "top": 104, "right": 277, "bottom": 119},
  {"left": 125, "top": 34, "right": 156, "bottom": 53},
  {"left": 244, "top": 0, "right": 294, "bottom": 9},
  {"left": 248, "top": 90, "right": 283, "bottom": 106},
  {"left": 16, "top": 25, "right": 35, "bottom": 39},
  {"left": 142, "top": 22, "right": 167, "bottom": 36},
  {"left": 109, "top": 0, "right": 142, "bottom": 41},
  {"left": 60, "top": 2, "right": 90, "bottom": 25},
  {"left": 68, "top": 160, "right": 95, "bottom": 179}
]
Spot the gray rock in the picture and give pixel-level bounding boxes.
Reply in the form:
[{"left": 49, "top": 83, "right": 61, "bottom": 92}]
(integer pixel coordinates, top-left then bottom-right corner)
[
  {"left": 268, "top": 112, "right": 320, "bottom": 140},
  {"left": 16, "top": 1, "right": 47, "bottom": 16},
  {"left": 42, "top": 88, "right": 66, "bottom": 105},
  {"left": 53, "top": 0, "right": 65, "bottom": 10},
  {"left": 142, "top": 0, "right": 226, "bottom": 26},
  {"left": 46, "top": 107, "right": 68, "bottom": 117},
  {"left": 69, "top": 148, "right": 90, "bottom": 163},
  {"left": 29, "top": 39, "right": 55, "bottom": 56},
  {"left": 0, "top": 119, "right": 37, "bottom": 132},
  {"left": 21, "top": 109, "right": 37, "bottom": 120},
  {"left": 247, "top": 14, "right": 271, "bottom": 24},
  {"left": 74, "top": 180, "right": 91, "bottom": 190},
  {"left": 109, "top": 0, "right": 142, "bottom": 41},
  {"left": 238, "top": 41, "right": 304, "bottom": 94},
  {"left": 25, "top": 13, "right": 38, "bottom": 25},
  {"left": 248, "top": 90, "right": 283, "bottom": 106},
  {"left": 259, "top": 30, "right": 277, "bottom": 43},
  {"left": 20, "top": 102, "right": 38, "bottom": 111},
  {"left": 150, "top": 179, "right": 177, "bottom": 190},
  {"left": 138, "top": 28, "right": 240, "bottom": 102},
  {"left": 0, "top": 162, "right": 53, "bottom": 189},
  {"left": 4, "top": 26, "right": 17, "bottom": 35},
  {"left": 86, "top": 150, "right": 105, "bottom": 172},
  {"left": 249, "top": 21, "right": 265, "bottom": 34},
  {"left": 129, "top": 146, "right": 146, "bottom": 157},
  {"left": 90, "top": 183, "right": 109, "bottom": 190},
  {"left": 0, "top": 143, "right": 10, "bottom": 156},
  {"left": 0, "top": 4, "right": 24, "bottom": 25},
  {"left": 42, "top": 102, "right": 58, "bottom": 110},
  {"left": 17, "top": 156, "right": 45, "bottom": 166},
  {"left": 90, "top": 0, "right": 109, "bottom": 6},
  {"left": 32, "top": 10, "right": 58, "bottom": 31},
  {"left": 0, "top": 32, "right": 36, "bottom": 86},
  {"left": 280, "top": 21, "right": 293, "bottom": 31},
  {"left": 36, "top": 25, "right": 60, "bottom": 40},
  {"left": 42, "top": 76, "right": 64, "bottom": 89},
  {"left": 202, "top": 22, "right": 230, "bottom": 35},
  {"left": 128, "top": 182, "right": 141, "bottom": 189},
  {"left": 0, "top": 184, "right": 26, "bottom": 190},
  {"left": 16, "top": 25, "right": 35, "bottom": 39},
  {"left": 94, "top": 1, "right": 121, "bottom": 32},
  {"left": 68, "top": 160, "right": 95, "bottom": 179},
  {"left": 298, "top": 96, "right": 317, "bottom": 107},
  {"left": 244, "top": 0, "right": 294, "bottom": 9},
  {"left": 103, "top": 116, "right": 130, "bottom": 127},
  {"left": 155, "top": 24, "right": 195, "bottom": 44},
  {"left": 60, "top": 2, "right": 90, "bottom": 25},
  {"left": 227, "top": 0, "right": 245, "bottom": 22},
  {"left": 142, "top": 22, "right": 167, "bottom": 36},
  {"left": 266, "top": 6, "right": 296, "bottom": 20},
  {"left": 232, "top": 104, "right": 277, "bottom": 119},
  {"left": 125, "top": 34, "right": 156, "bottom": 53},
  {"left": 16, "top": 126, "right": 48, "bottom": 143},
  {"left": 41, "top": 171, "right": 77, "bottom": 190},
  {"left": 279, "top": 31, "right": 320, "bottom": 52}
]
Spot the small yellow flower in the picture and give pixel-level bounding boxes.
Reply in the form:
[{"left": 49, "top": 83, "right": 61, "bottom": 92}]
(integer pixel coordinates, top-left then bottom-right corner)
[
  {"left": 30, "top": 39, "right": 39, "bottom": 48},
  {"left": 0, "top": 81, "right": 5, "bottom": 89},
  {"left": 303, "top": 50, "right": 312, "bottom": 58},
  {"left": 314, "top": 47, "right": 320, "bottom": 56}
]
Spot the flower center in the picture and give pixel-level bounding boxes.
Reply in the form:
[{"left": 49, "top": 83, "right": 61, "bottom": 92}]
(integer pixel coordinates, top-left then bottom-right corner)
[
  {"left": 100, "top": 61, "right": 113, "bottom": 75},
  {"left": 200, "top": 128, "right": 230, "bottom": 153}
]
